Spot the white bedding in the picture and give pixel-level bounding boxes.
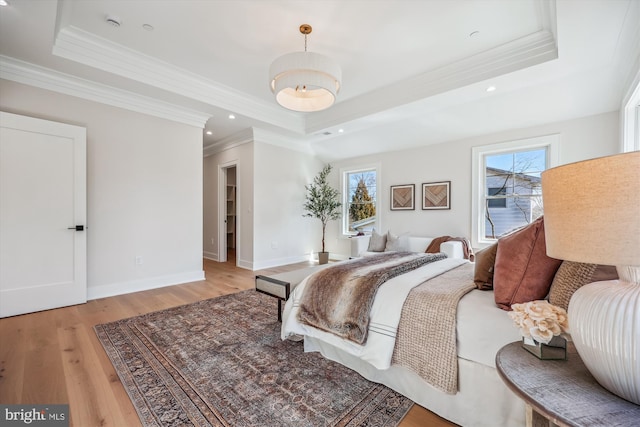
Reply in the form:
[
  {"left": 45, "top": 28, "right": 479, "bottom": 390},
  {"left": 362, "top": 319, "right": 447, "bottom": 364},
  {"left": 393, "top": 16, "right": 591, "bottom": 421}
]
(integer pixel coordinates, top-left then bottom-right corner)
[
  {"left": 303, "top": 288, "right": 525, "bottom": 427},
  {"left": 456, "top": 289, "right": 521, "bottom": 367},
  {"left": 282, "top": 257, "right": 525, "bottom": 426},
  {"left": 281, "top": 257, "right": 466, "bottom": 369}
]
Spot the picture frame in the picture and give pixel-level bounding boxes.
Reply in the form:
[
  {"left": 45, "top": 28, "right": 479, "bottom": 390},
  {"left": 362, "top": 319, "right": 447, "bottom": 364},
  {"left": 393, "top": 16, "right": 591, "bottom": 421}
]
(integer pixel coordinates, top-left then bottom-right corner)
[
  {"left": 422, "top": 181, "right": 451, "bottom": 210},
  {"left": 390, "top": 184, "right": 415, "bottom": 210}
]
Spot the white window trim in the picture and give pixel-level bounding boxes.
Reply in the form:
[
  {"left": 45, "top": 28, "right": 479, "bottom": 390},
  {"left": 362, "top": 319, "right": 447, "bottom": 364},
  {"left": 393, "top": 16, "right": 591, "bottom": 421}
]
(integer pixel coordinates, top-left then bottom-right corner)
[
  {"left": 622, "top": 78, "right": 640, "bottom": 153},
  {"left": 340, "top": 162, "right": 381, "bottom": 237},
  {"left": 471, "top": 134, "right": 559, "bottom": 249}
]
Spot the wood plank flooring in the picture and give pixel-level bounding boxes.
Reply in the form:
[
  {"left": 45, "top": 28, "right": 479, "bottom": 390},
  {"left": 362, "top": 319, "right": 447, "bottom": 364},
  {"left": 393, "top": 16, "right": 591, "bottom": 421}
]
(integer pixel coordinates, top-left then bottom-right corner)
[{"left": 0, "top": 253, "right": 456, "bottom": 427}]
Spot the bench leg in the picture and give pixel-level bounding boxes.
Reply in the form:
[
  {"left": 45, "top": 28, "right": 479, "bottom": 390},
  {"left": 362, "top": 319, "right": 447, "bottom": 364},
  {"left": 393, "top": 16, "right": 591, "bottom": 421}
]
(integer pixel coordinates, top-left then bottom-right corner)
[{"left": 278, "top": 299, "right": 282, "bottom": 322}]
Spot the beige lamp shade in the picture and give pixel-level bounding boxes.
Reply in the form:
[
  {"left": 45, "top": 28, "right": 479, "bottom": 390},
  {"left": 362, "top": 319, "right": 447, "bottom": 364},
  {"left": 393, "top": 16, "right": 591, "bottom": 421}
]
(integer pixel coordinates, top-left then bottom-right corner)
[
  {"left": 541, "top": 151, "right": 640, "bottom": 405},
  {"left": 541, "top": 151, "right": 640, "bottom": 267}
]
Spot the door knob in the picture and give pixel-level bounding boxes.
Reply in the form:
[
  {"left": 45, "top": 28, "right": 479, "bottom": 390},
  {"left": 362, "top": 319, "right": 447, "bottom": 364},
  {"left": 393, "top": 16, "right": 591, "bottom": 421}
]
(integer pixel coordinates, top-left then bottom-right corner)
[{"left": 67, "top": 225, "right": 84, "bottom": 231}]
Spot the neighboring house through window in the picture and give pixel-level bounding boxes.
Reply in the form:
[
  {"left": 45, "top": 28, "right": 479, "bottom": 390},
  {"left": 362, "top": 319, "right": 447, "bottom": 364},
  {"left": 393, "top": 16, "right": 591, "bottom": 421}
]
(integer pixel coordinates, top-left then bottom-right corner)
[
  {"left": 487, "top": 186, "right": 507, "bottom": 208},
  {"left": 472, "top": 135, "right": 559, "bottom": 248},
  {"left": 341, "top": 165, "right": 380, "bottom": 235}
]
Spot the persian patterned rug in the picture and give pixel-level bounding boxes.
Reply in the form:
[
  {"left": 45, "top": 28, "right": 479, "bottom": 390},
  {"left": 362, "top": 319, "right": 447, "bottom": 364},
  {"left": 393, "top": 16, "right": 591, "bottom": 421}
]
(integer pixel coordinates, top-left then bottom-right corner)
[{"left": 95, "top": 290, "right": 413, "bottom": 427}]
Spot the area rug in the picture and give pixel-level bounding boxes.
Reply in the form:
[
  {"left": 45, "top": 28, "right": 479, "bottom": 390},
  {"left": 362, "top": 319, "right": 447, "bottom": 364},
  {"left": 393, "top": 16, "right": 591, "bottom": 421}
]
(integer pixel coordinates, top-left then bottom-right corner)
[{"left": 95, "top": 290, "right": 413, "bottom": 427}]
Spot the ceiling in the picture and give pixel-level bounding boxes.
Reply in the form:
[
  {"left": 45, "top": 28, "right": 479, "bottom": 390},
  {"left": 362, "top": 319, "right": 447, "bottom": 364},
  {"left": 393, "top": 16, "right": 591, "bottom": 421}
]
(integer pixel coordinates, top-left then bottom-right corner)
[{"left": 0, "top": 0, "right": 638, "bottom": 161}]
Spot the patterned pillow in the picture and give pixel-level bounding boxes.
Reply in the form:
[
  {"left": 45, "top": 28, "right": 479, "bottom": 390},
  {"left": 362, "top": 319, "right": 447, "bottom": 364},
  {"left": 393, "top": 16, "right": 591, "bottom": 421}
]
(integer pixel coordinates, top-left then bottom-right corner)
[
  {"left": 548, "top": 261, "right": 618, "bottom": 311},
  {"left": 385, "top": 231, "right": 409, "bottom": 252},
  {"left": 474, "top": 243, "right": 498, "bottom": 290},
  {"left": 367, "top": 229, "right": 387, "bottom": 252}
]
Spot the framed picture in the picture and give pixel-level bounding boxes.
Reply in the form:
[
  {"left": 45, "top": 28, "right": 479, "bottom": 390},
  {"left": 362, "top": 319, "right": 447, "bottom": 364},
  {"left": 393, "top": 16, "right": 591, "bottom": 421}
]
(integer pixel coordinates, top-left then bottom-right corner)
[
  {"left": 422, "top": 181, "right": 451, "bottom": 210},
  {"left": 390, "top": 184, "right": 415, "bottom": 210}
]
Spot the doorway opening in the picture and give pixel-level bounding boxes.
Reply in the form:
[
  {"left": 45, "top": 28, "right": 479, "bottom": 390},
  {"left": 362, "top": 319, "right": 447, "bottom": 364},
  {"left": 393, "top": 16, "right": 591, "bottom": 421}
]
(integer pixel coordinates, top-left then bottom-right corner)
[
  {"left": 219, "top": 163, "right": 238, "bottom": 265},
  {"left": 225, "top": 166, "right": 237, "bottom": 264}
]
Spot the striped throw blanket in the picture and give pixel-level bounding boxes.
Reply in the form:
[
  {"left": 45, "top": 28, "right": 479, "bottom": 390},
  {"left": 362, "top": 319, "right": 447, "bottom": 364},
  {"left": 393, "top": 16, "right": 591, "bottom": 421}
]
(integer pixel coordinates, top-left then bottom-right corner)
[{"left": 297, "top": 252, "right": 447, "bottom": 344}]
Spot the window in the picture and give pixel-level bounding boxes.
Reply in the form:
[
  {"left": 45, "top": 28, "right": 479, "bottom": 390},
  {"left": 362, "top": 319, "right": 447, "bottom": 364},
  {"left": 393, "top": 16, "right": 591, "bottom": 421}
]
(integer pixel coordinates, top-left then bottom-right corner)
[
  {"left": 487, "top": 187, "right": 507, "bottom": 208},
  {"left": 472, "top": 135, "right": 559, "bottom": 248},
  {"left": 341, "top": 165, "right": 379, "bottom": 235},
  {"left": 623, "top": 79, "right": 640, "bottom": 152}
]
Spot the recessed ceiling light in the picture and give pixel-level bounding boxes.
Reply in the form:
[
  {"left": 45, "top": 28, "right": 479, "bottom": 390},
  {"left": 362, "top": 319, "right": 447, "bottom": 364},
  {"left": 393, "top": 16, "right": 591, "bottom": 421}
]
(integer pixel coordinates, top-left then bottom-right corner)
[
  {"left": 142, "top": 24, "right": 154, "bottom": 31},
  {"left": 338, "top": 129, "right": 344, "bottom": 133},
  {"left": 0, "top": 1, "right": 10, "bottom": 7},
  {"left": 206, "top": 131, "right": 212, "bottom": 135},
  {"left": 228, "top": 114, "right": 235, "bottom": 119},
  {"left": 486, "top": 85, "right": 496, "bottom": 92}
]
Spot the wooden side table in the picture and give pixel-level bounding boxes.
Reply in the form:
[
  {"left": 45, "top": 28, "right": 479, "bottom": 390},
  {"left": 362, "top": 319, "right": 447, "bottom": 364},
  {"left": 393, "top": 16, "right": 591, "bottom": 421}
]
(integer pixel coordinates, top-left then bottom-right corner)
[{"left": 496, "top": 341, "right": 640, "bottom": 427}]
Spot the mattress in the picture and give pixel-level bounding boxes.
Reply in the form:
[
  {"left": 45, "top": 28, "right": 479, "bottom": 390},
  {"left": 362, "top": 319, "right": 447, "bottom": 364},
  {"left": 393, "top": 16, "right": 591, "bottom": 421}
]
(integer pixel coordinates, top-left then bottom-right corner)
[{"left": 456, "top": 289, "right": 522, "bottom": 367}]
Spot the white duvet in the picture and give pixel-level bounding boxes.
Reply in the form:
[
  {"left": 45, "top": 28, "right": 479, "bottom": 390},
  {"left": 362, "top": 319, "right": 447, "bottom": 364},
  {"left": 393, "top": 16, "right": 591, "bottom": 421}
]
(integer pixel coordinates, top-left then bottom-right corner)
[{"left": 281, "top": 257, "right": 467, "bottom": 369}]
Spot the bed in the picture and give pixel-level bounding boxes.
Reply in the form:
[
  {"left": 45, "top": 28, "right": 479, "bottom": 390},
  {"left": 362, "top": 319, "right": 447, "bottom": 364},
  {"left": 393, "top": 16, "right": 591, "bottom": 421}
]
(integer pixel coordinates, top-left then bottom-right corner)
[{"left": 281, "top": 253, "right": 525, "bottom": 427}]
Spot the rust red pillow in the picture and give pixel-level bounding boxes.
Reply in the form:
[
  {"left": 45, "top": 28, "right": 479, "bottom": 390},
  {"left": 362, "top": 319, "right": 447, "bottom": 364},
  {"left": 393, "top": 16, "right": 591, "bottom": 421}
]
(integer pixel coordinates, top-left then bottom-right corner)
[{"left": 493, "top": 217, "right": 563, "bottom": 310}]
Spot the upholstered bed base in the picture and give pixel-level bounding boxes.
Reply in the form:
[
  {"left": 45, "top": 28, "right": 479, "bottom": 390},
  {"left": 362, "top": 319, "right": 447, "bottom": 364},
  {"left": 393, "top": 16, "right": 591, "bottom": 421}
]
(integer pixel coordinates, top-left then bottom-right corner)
[{"left": 305, "top": 336, "right": 525, "bottom": 427}]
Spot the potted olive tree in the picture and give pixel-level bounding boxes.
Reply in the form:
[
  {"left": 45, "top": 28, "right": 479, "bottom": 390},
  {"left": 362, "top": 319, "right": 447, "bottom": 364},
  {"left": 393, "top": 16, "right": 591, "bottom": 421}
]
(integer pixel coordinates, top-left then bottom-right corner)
[{"left": 303, "top": 164, "right": 342, "bottom": 264}]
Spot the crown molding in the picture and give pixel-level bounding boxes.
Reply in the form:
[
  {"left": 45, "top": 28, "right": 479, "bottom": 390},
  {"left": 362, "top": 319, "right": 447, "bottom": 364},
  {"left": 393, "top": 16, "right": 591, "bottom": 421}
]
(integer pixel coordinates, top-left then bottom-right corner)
[
  {"left": 24, "top": 0, "right": 562, "bottom": 138},
  {"left": 202, "top": 127, "right": 313, "bottom": 157},
  {"left": 50, "top": 6, "right": 558, "bottom": 138},
  {"left": 203, "top": 127, "right": 255, "bottom": 157},
  {"left": 305, "top": 29, "right": 558, "bottom": 133},
  {"left": 52, "top": 25, "right": 305, "bottom": 134},
  {"left": 0, "top": 55, "right": 211, "bottom": 128},
  {"left": 252, "top": 128, "right": 313, "bottom": 155}
]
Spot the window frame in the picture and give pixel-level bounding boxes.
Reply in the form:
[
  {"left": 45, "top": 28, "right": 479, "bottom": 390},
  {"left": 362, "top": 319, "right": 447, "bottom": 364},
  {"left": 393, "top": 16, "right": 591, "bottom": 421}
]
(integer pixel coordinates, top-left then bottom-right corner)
[
  {"left": 340, "top": 163, "right": 381, "bottom": 236},
  {"left": 471, "top": 135, "right": 559, "bottom": 248},
  {"left": 622, "top": 77, "right": 640, "bottom": 152}
]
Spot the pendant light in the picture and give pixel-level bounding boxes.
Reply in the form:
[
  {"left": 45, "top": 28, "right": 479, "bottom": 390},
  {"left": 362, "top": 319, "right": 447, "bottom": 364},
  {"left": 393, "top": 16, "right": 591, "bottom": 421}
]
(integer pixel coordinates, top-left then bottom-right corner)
[{"left": 269, "top": 24, "right": 341, "bottom": 112}]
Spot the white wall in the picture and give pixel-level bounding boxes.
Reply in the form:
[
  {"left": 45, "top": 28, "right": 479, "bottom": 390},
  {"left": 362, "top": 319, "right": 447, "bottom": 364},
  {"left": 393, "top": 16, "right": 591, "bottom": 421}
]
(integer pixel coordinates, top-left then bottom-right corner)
[
  {"left": 0, "top": 80, "right": 204, "bottom": 299},
  {"left": 0, "top": 81, "right": 622, "bottom": 284},
  {"left": 203, "top": 141, "right": 254, "bottom": 268},
  {"left": 203, "top": 134, "right": 323, "bottom": 270},
  {"left": 328, "top": 111, "right": 621, "bottom": 256},
  {"left": 252, "top": 141, "right": 323, "bottom": 269}
]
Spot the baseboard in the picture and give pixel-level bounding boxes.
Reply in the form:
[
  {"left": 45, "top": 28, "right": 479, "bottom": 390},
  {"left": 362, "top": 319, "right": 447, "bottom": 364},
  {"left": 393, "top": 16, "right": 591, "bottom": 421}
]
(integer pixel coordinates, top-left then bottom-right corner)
[
  {"left": 87, "top": 270, "right": 205, "bottom": 300},
  {"left": 330, "top": 253, "right": 349, "bottom": 261},
  {"left": 205, "top": 253, "right": 349, "bottom": 271},
  {"left": 204, "top": 252, "right": 253, "bottom": 270},
  {"left": 252, "top": 254, "right": 315, "bottom": 271},
  {"left": 237, "top": 258, "right": 254, "bottom": 270}
]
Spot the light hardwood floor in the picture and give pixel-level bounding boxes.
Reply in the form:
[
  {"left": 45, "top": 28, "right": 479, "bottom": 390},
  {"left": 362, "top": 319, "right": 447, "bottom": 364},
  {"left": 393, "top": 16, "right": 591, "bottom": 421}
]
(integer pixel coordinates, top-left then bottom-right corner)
[{"left": 0, "top": 253, "right": 456, "bottom": 427}]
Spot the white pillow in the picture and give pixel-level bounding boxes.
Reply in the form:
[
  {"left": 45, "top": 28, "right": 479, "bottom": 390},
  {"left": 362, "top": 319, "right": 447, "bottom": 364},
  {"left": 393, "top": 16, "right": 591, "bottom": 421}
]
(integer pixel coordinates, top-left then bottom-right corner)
[
  {"left": 367, "top": 229, "right": 387, "bottom": 252},
  {"left": 385, "top": 231, "right": 409, "bottom": 252}
]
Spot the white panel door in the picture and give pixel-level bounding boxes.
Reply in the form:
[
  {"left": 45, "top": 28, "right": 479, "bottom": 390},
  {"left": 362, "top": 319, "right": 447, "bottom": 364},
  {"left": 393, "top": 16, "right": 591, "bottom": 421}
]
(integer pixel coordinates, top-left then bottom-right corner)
[{"left": 0, "top": 112, "right": 86, "bottom": 318}]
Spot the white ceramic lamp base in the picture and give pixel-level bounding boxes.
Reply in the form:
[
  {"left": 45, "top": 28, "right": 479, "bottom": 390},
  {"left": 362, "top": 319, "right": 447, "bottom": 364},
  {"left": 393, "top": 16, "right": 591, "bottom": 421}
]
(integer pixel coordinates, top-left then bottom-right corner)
[{"left": 568, "top": 273, "right": 640, "bottom": 405}]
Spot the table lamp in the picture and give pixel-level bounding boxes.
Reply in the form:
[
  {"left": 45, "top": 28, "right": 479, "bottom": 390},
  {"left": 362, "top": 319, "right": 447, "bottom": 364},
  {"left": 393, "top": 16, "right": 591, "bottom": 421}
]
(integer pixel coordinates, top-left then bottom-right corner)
[{"left": 541, "top": 151, "right": 640, "bottom": 405}]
